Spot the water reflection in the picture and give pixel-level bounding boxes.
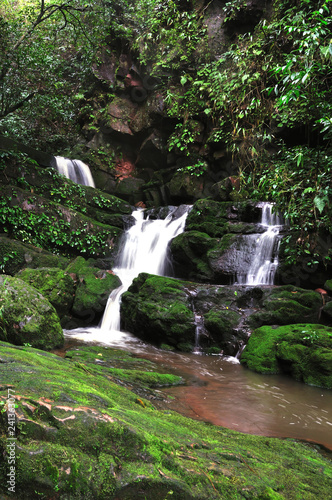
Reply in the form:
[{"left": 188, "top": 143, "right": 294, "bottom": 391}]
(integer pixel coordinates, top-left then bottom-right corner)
[{"left": 64, "top": 327, "right": 332, "bottom": 451}]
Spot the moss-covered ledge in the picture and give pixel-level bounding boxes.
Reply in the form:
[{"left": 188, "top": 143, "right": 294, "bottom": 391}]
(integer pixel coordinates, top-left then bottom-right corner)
[
  {"left": 0, "top": 341, "right": 331, "bottom": 499},
  {"left": 240, "top": 324, "right": 332, "bottom": 388}
]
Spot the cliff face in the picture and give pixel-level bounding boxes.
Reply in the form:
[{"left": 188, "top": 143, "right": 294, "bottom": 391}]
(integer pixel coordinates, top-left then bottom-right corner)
[{"left": 78, "top": 0, "right": 274, "bottom": 207}]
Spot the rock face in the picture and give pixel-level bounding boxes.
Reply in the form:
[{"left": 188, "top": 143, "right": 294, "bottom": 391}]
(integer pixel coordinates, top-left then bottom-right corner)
[
  {"left": 240, "top": 324, "right": 332, "bottom": 389},
  {"left": 0, "top": 275, "right": 63, "bottom": 349},
  {"left": 121, "top": 273, "right": 323, "bottom": 357},
  {"left": 0, "top": 162, "right": 132, "bottom": 262}
]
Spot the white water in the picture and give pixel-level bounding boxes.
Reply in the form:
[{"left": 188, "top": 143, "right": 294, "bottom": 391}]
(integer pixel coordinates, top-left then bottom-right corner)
[
  {"left": 100, "top": 206, "right": 191, "bottom": 331},
  {"left": 237, "top": 202, "right": 283, "bottom": 285},
  {"left": 55, "top": 156, "right": 95, "bottom": 187}
]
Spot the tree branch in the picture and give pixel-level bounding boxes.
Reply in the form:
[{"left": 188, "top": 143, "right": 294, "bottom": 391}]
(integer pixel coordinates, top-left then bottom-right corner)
[{"left": 0, "top": 92, "right": 36, "bottom": 119}]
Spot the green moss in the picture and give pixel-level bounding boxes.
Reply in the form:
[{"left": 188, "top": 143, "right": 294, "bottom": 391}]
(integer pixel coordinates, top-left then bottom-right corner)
[
  {"left": 0, "top": 275, "right": 63, "bottom": 349},
  {"left": 16, "top": 267, "right": 75, "bottom": 317},
  {"left": 121, "top": 274, "right": 195, "bottom": 349},
  {"left": 241, "top": 324, "right": 332, "bottom": 388},
  {"left": 65, "top": 256, "right": 121, "bottom": 315},
  {"left": 248, "top": 286, "right": 322, "bottom": 328},
  {"left": 0, "top": 340, "right": 331, "bottom": 499}
]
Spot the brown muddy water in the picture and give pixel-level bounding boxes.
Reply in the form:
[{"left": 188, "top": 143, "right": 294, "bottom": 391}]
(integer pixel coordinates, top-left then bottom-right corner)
[{"left": 62, "top": 327, "right": 332, "bottom": 451}]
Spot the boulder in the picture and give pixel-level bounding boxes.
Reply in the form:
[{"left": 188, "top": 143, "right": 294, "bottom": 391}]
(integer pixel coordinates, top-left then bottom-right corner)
[
  {"left": 0, "top": 236, "right": 69, "bottom": 275},
  {"left": 240, "top": 324, "right": 332, "bottom": 389},
  {"left": 16, "top": 267, "right": 75, "bottom": 317},
  {"left": 0, "top": 275, "right": 63, "bottom": 349},
  {"left": 65, "top": 256, "right": 121, "bottom": 326},
  {"left": 121, "top": 273, "right": 195, "bottom": 350},
  {"left": 248, "top": 286, "right": 322, "bottom": 328},
  {"left": 120, "top": 274, "right": 323, "bottom": 357}
]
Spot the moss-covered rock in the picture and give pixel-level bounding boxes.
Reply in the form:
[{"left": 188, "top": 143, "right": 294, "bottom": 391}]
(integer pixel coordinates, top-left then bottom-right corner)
[
  {"left": 204, "top": 308, "right": 245, "bottom": 355},
  {"left": 121, "top": 273, "right": 195, "bottom": 349},
  {"left": 0, "top": 275, "right": 63, "bottom": 349},
  {"left": 0, "top": 236, "right": 69, "bottom": 275},
  {"left": 65, "top": 257, "right": 121, "bottom": 325},
  {"left": 0, "top": 185, "right": 123, "bottom": 259},
  {"left": 170, "top": 231, "right": 217, "bottom": 282},
  {"left": 0, "top": 340, "right": 331, "bottom": 499},
  {"left": 248, "top": 286, "right": 322, "bottom": 328},
  {"left": 16, "top": 267, "right": 75, "bottom": 317},
  {"left": 241, "top": 324, "right": 332, "bottom": 388},
  {"left": 185, "top": 198, "right": 261, "bottom": 237}
]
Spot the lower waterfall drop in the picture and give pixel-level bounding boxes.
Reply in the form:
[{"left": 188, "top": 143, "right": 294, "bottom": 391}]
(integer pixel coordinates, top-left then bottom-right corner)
[
  {"left": 100, "top": 205, "right": 191, "bottom": 331},
  {"left": 236, "top": 202, "right": 284, "bottom": 285},
  {"left": 55, "top": 156, "right": 95, "bottom": 187}
]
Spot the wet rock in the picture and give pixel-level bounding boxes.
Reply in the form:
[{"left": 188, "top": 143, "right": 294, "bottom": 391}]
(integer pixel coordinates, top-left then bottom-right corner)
[
  {"left": 121, "top": 273, "right": 195, "bottom": 349},
  {"left": 171, "top": 231, "right": 217, "bottom": 282},
  {"left": 15, "top": 267, "right": 75, "bottom": 318},
  {"left": 248, "top": 286, "right": 322, "bottom": 328},
  {"left": 240, "top": 324, "right": 332, "bottom": 388},
  {"left": 0, "top": 275, "right": 63, "bottom": 349},
  {"left": 120, "top": 273, "right": 323, "bottom": 358},
  {"left": 64, "top": 257, "right": 121, "bottom": 327},
  {"left": 0, "top": 236, "right": 69, "bottom": 275}
]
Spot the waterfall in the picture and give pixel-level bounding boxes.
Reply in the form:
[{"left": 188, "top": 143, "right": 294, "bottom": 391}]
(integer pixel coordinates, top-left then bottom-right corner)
[
  {"left": 100, "top": 205, "right": 191, "bottom": 331},
  {"left": 236, "top": 202, "right": 284, "bottom": 286},
  {"left": 55, "top": 156, "right": 95, "bottom": 187}
]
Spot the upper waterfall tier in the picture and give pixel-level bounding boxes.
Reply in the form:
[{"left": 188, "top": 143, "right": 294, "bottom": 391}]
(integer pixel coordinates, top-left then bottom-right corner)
[{"left": 55, "top": 156, "right": 95, "bottom": 187}]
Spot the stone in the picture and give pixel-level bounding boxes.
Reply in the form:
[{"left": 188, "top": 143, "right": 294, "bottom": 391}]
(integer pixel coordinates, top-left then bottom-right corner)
[
  {"left": 121, "top": 273, "right": 195, "bottom": 349},
  {"left": 240, "top": 324, "right": 332, "bottom": 388},
  {"left": 65, "top": 257, "right": 121, "bottom": 326},
  {"left": 0, "top": 275, "right": 63, "bottom": 349},
  {"left": 15, "top": 267, "right": 75, "bottom": 317}
]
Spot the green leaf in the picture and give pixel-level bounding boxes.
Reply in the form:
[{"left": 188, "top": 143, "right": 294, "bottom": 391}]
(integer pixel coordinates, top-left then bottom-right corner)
[{"left": 313, "top": 195, "right": 327, "bottom": 214}]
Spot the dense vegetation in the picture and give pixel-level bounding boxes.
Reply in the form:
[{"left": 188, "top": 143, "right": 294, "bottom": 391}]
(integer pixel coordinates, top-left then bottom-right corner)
[{"left": 1, "top": 0, "right": 332, "bottom": 267}]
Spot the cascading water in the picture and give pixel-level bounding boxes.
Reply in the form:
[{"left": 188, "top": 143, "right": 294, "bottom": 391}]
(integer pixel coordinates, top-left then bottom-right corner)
[
  {"left": 55, "top": 156, "right": 95, "bottom": 187},
  {"left": 100, "top": 205, "right": 191, "bottom": 331},
  {"left": 236, "top": 202, "right": 284, "bottom": 285}
]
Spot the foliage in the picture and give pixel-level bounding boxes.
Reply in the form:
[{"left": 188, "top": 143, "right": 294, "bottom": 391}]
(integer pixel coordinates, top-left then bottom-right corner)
[
  {"left": 0, "top": 194, "right": 115, "bottom": 257},
  {"left": 133, "top": 0, "right": 208, "bottom": 75},
  {"left": 247, "top": 144, "right": 332, "bottom": 266},
  {"left": 0, "top": 0, "right": 133, "bottom": 148}
]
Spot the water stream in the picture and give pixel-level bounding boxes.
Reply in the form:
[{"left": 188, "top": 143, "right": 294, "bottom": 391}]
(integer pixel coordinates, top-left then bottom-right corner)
[
  {"left": 64, "top": 202, "right": 332, "bottom": 450},
  {"left": 63, "top": 328, "right": 332, "bottom": 451}
]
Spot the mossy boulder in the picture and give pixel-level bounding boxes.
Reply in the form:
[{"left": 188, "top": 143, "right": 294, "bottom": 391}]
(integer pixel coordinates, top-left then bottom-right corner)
[
  {"left": 0, "top": 275, "right": 63, "bottom": 349},
  {"left": 0, "top": 236, "right": 69, "bottom": 275},
  {"left": 324, "top": 278, "right": 332, "bottom": 294},
  {"left": 15, "top": 267, "right": 75, "bottom": 317},
  {"left": 121, "top": 273, "right": 195, "bottom": 349},
  {"left": 0, "top": 341, "right": 331, "bottom": 499},
  {"left": 170, "top": 231, "right": 217, "bottom": 282},
  {"left": 65, "top": 256, "right": 121, "bottom": 326},
  {"left": 248, "top": 286, "right": 322, "bottom": 328},
  {"left": 185, "top": 199, "right": 261, "bottom": 237},
  {"left": 204, "top": 308, "right": 245, "bottom": 355},
  {"left": 240, "top": 324, "right": 332, "bottom": 388}
]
